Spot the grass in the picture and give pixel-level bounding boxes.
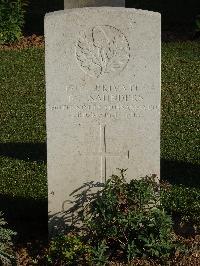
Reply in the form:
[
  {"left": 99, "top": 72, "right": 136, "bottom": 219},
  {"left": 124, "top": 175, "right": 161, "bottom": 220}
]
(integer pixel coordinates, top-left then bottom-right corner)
[
  {"left": 161, "top": 42, "right": 200, "bottom": 186},
  {"left": 0, "top": 48, "right": 47, "bottom": 241},
  {"left": 0, "top": 48, "right": 46, "bottom": 200},
  {"left": 0, "top": 42, "right": 199, "bottom": 235},
  {"left": 0, "top": 42, "right": 199, "bottom": 201},
  {"left": 0, "top": 41, "right": 199, "bottom": 265},
  {"left": 161, "top": 42, "right": 200, "bottom": 164}
]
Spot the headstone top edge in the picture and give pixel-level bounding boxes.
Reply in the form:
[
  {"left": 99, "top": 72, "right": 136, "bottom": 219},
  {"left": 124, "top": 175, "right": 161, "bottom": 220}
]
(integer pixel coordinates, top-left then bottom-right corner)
[{"left": 45, "top": 7, "right": 161, "bottom": 20}]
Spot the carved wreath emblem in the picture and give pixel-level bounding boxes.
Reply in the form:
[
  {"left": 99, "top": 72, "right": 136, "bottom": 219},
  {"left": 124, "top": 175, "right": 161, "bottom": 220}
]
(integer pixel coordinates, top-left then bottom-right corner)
[{"left": 76, "top": 25, "right": 130, "bottom": 78}]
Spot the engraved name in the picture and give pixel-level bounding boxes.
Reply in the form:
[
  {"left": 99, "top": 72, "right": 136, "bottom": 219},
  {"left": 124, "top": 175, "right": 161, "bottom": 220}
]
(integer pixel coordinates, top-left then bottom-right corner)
[
  {"left": 48, "top": 82, "right": 159, "bottom": 120},
  {"left": 69, "top": 94, "right": 143, "bottom": 103}
]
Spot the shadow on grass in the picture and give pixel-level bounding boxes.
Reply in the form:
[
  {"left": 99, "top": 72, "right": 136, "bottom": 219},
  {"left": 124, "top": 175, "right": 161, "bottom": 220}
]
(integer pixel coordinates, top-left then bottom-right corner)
[
  {"left": 161, "top": 159, "right": 200, "bottom": 187},
  {"left": 49, "top": 158, "right": 200, "bottom": 235},
  {"left": 0, "top": 142, "right": 47, "bottom": 242},
  {"left": 0, "top": 143, "right": 46, "bottom": 163},
  {"left": 0, "top": 194, "right": 48, "bottom": 244},
  {"left": 0, "top": 142, "right": 199, "bottom": 186},
  {"left": 0, "top": 142, "right": 199, "bottom": 239}
]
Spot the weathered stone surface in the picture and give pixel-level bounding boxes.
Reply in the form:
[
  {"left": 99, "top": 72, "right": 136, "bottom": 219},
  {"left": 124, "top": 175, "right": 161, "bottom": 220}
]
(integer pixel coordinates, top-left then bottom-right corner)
[
  {"left": 64, "top": 0, "right": 125, "bottom": 9},
  {"left": 45, "top": 7, "right": 161, "bottom": 233}
]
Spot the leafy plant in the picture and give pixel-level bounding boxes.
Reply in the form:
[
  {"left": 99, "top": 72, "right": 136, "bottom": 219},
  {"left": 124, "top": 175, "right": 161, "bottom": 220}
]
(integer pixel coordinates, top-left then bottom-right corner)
[
  {"left": 0, "top": 0, "right": 28, "bottom": 44},
  {"left": 84, "top": 170, "right": 176, "bottom": 262},
  {"left": 47, "top": 234, "right": 91, "bottom": 265},
  {"left": 0, "top": 212, "right": 16, "bottom": 265},
  {"left": 48, "top": 171, "right": 189, "bottom": 264},
  {"left": 48, "top": 234, "right": 110, "bottom": 266},
  {"left": 90, "top": 240, "right": 109, "bottom": 266},
  {"left": 195, "top": 15, "right": 200, "bottom": 33},
  {"left": 49, "top": 170, "right": 200, "bottom": 265}
]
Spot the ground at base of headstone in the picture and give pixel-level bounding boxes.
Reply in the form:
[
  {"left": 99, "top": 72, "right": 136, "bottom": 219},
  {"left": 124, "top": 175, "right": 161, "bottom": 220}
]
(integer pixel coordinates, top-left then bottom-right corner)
[
  {"left": 14, "top": 177, "right": 200, "bottom": 266},
  {"left": 14, "top": 220, "right": 200, "bottom": 266},
  {"left": 16, "top": 249, "right": 200, "bottom": 265},
  {"left": 0, "top": 30, "right": 199, "bottom": 51},
  {"left": 0, "top": 35, "right": 44, "bottom": 50}
]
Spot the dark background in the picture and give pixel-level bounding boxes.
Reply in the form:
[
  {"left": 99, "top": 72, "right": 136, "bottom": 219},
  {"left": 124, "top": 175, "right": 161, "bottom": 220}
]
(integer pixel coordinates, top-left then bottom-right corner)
[{"left": 24, "top": 0, "right": 200, "bottom": 35}]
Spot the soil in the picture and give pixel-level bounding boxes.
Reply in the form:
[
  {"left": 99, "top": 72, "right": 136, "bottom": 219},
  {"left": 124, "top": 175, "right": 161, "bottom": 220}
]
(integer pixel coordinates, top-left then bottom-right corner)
[
  {"left": 0, "top": 31, "right": 199, "bottom": 51},
  {"left": 0, "top": 35, "right": 44, "bottom": 50},
  {"left": 15, "top": 233, "right": 200, "bottom": 265}
]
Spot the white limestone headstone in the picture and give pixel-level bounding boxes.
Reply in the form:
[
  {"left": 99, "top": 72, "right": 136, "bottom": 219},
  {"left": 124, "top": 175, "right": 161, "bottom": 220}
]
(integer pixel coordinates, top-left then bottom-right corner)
[
  {"left": 64, "top": 0, "right": 125, "bottom": 9},
  {"left": 45, "top": 7, "right": 161, "bottom": 233}
]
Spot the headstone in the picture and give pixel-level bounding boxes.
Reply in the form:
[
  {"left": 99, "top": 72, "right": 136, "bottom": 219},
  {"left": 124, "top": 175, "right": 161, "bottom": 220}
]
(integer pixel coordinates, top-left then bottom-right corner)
[
  {"left": 45, "top": 7, "right": 161, "bottom": 233},
  {"left": 64, "top": 0, "right": 125, "bottom": 9}
]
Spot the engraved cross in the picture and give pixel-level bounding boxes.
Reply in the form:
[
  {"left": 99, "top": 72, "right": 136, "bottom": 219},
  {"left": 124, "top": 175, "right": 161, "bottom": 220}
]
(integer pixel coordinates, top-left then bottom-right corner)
[{"left": 83, "top": 125, "right": 130, "bottom": 182}]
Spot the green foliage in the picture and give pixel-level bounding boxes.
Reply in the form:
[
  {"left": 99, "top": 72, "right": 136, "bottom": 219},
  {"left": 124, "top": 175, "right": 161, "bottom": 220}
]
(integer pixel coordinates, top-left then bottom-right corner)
[
  {"left": 90, "top": 240, "right": 108, "bottom": 266},
  {"left": 162, "top": 184, "right": 200, "bottom": 230},
  {"left": 48, "top": 235, "right": 109, "bottom": 266},
  {"left": 85, "top": 171, "right": 175, "bottom": 262},
  {"left": 195, "top": 15, "right": 200, "bottom": 32},
  {"left": 0, "top": 212, "right": 16, "bottom": 265},
  {"left": 0, "top": 0, "right": 28, "bottom": 44},
  {"left": 48, "top": 234, "right": 91, "bottom": 265},
  {"left": 48, "top": 172, "right": 179, "bottom": 265}
]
